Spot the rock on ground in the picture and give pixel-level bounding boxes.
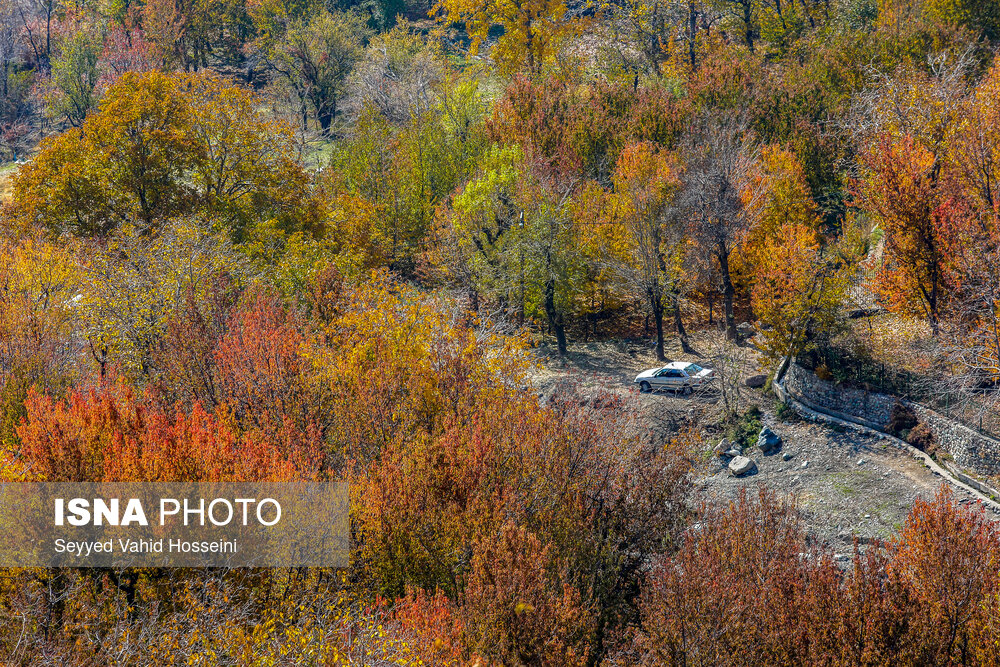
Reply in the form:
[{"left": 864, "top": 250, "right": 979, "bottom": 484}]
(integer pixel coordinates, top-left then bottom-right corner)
[
  {"left": 697, "top": 418, "right": 999, "bottom": 557},
  {"left": 729, "top": 456, "right": 756, "bottom": 477},
  {"left": 758, "top": 427, "right": 782, "bottom": 454},
  {"left": 714, "top": 439, "right": 730, "bottom": 456}
]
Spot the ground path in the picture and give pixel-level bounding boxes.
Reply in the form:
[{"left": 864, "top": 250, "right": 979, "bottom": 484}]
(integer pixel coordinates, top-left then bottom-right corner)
[{"left": 532, "top": 337, "right": 994, "bottom": 557}]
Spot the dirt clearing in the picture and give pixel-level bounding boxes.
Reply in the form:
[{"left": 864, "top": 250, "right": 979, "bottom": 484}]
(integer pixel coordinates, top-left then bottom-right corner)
[{"left": 533, "top": 336, "right": 996, "bottom": 557}]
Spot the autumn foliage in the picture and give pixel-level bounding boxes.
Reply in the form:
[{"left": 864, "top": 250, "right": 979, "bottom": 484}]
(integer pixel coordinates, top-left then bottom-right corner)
[
  {"left": 17, "top": 382, "right": 318, "bottom": 482},
  {"left": 4, "top": 0, "right": 1000, "bottom": 660},
  {"left": 0, "top": 265, "right": 696, "bottom": 663},
  {"left": 625, "top": 487, "right": 1000, "bottom": 667},
  {"left": 9, "top": 72, "right": 322, "bottom": 239}
]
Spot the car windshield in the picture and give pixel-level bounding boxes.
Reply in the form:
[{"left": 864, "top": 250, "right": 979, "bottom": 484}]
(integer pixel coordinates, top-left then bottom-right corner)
[{"left": 684, "top": 363, "right": 704, "bottom": 373}]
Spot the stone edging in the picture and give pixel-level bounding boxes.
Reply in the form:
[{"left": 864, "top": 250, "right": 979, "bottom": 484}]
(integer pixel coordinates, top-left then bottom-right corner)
[
  {"left": 941, "top": 460, "right": 1000, "bottom": 500},
  {"left": 773, "top": 376, "right": 1000, "bottom": 515},
  {"left": 781, "top": 364, "right": 1000, "bottom": 476}
]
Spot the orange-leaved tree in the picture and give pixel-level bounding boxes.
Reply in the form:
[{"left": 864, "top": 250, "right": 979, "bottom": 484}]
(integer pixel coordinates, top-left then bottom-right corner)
[
  {"left": 857, "top": 133, "right": 950, "bottom": 334},
  {"left": 15, "top": 380, "right": 321, "bottom": 482}
]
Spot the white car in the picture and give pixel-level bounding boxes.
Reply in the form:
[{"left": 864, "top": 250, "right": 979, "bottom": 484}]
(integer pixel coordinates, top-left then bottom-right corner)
[{"left": 634, "top": 361, "right": 716, "bottom": 394}]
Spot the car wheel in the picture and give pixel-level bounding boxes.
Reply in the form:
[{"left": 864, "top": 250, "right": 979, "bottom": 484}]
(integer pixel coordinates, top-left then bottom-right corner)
[
  {"left": 639, "top": 381, "right": 651, "bottom": 393},
  {"left": 683, "top": 384, "right": 692, "bottom": 396}
]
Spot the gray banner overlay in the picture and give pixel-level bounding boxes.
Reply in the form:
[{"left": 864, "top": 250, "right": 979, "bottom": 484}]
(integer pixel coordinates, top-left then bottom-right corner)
[{"left": 0, "top": 482, "right": 349, "bottom": 568}]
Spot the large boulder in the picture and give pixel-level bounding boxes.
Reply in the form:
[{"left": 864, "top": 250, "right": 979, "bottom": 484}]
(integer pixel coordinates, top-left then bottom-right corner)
[
  {"left": 757, "top": 427, "right": 782, "bottom": 454},
  {"left": 728, "top": 455, "right": 756, "bottom": 477},
  {"left": 745, "top": 374, "right": 767, "bottom": 389},
  {"left": 714, "top": 439, "right": 731, "bottom": 457}
]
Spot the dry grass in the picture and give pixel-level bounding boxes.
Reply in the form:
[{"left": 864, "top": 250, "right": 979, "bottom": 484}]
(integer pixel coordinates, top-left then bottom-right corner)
[
  {"left": 847, "top": 313, "right": 937, "bottom": 375},
  {"left": 0, "top": 164, "right": 14, "bottom": 203}
]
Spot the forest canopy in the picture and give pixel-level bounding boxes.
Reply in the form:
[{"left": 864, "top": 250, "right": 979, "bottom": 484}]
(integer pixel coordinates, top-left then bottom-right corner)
[{"left": 2, "top": 0, "right": 1000, "bottom": 663}]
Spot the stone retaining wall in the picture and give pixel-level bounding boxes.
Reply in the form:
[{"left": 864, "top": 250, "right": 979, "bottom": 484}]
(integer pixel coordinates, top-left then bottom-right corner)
[
  {"left": 782, "top": 365, "right": 895, "bottom": 430},
  {"left": 784, "top": 363, "right": 1000, "bottom": 475}
]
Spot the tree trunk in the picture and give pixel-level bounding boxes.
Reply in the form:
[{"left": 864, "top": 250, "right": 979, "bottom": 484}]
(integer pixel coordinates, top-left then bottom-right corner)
[
  {"left": 800, "top": 0, "right": 816, "bottom": 27},
  {"left": 723, "top": 281, "right": 736, "bottom": 340},
  {"left": 742, "top": 0, "right": 755, "bottom": 52},
  {"left": 775, "top": 349, "right": 793, "bottom": 384},
  {"left": 545, "top": 278, "right": 568, "bottom": 356},
  {"left": 317, "top": 107, "right": 333, "bottom": 134},
  {"left": 525, "top": 23, "right": 536, "bottom": 76},
  {"left": 672, "top": 290, "right": 692, "bottom": 353},
  {"left": 649, "top": 287, "right": 666, "bottom": 362},
  {"left": 718, "top": 244, "right": 737, "bottom": 340},
  {"left": 688, "top": 0, "right": 698, "bottom": 70},
  {"left": 44, "top": 2, "right": 52, "bottom": 71},
  {"left": 773, "top": 0, "right": 786, "bottom": 29}
]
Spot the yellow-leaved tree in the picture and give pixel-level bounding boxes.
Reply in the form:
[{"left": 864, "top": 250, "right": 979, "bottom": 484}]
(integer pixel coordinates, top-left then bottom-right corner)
[
  {"left": 744, "top": 148, "right": 859, "bottom": 380},
  {"left": 0, "top": 234, "right": 82, "bottom": 475},
  {"left": 433, "top": 0, "right": 590, "bottom": 75},
  {"left": 606, "top": 141, "right": 688, "bottom": 360},
  {"left": 9, "top": 71, "right": 323, "bottom": 240}
]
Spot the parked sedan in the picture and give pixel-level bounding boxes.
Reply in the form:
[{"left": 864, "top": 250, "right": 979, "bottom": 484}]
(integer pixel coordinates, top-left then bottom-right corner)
[{"left": 634, "top": 361, "right": 716, "bottom": 394}]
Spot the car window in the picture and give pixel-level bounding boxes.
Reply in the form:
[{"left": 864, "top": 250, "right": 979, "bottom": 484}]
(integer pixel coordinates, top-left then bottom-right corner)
[
  {"left": 685, "top": 363, "right": 703, "bottom": 373},
  {"left": 655, "top": 369, "right": 670, "bottom": 377},
  {"left": 667, "top": 370, "right": 683, "bottom": 377}
]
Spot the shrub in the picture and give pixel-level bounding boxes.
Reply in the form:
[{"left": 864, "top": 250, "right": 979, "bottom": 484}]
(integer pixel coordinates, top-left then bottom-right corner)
[
  {"left": 728, "top": 406, "right": 763, "bottom": 451},
  {"left": 630, "top": 486, "right": 1000, "bottom": 665},
  {"left": 889, "top": 401, "right": 918, "bottom": 437},
  {"left": 775, "top": 400, "right": 797, "bottom": 422},
  {"left": 907, "top": 422, "right": 937, "bottom": 454}
]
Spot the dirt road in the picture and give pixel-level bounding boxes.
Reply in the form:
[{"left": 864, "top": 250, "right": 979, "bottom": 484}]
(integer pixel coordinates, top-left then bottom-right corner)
[{"left": 533, "top": 338, "right": 994, "bottom": 556}]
